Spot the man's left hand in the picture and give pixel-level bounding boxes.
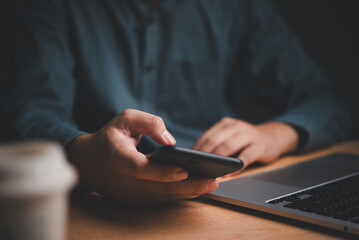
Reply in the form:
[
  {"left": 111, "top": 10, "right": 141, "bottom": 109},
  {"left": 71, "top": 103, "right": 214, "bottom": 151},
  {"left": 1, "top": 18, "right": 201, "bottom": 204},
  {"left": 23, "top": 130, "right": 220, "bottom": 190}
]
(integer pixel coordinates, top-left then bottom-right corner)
[{"left": 193, "top": 118, "right": 299, "bottom": 169}]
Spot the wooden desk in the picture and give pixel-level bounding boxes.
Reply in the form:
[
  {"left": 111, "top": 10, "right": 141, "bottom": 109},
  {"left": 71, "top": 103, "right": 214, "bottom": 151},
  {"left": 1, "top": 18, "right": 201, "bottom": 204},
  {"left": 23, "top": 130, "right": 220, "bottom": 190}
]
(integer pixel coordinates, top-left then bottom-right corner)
[{"left": 68, "top": 141, "right": 359, "bottom": 240}]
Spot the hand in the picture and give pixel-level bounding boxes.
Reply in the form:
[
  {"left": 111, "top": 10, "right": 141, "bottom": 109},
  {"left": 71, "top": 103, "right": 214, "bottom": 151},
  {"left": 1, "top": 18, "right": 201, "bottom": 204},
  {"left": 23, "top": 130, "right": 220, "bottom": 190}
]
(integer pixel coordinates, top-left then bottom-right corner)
[
  {"left": 66, "top": 109, "right": 218, "bottom": 206},
  {"left": 193, "top": 118, "right": 299, "bottom": 169}
]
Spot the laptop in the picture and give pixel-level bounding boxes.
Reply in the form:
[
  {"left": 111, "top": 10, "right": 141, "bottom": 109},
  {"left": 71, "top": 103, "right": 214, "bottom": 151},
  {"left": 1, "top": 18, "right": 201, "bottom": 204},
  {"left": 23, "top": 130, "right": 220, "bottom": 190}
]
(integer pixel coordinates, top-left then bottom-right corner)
[{"left": 205, "top": 153, "right": 359, "bottom": 235}]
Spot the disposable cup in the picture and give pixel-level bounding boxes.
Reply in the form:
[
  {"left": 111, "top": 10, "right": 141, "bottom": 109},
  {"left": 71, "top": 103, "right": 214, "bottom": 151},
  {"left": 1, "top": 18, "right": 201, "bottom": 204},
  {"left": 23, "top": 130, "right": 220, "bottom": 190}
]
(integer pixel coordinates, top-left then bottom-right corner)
[{"left": 0, "top": 141, "right": 77, "bottom": 240}]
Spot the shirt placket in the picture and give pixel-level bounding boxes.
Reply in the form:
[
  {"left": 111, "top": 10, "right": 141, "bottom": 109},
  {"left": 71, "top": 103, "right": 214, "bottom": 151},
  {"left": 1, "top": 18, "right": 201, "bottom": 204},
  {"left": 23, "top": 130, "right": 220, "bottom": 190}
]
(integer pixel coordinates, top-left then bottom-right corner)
[{"left": 140, "top": 10, "right": 160, "bottom": 111}]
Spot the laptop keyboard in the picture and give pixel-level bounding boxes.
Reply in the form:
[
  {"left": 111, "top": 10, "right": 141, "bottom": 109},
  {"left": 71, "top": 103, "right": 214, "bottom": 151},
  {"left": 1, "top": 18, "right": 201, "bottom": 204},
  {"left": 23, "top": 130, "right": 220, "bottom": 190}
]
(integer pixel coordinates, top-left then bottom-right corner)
[{"left": 267, "top": 173, "right": 359, "bottom": 223}]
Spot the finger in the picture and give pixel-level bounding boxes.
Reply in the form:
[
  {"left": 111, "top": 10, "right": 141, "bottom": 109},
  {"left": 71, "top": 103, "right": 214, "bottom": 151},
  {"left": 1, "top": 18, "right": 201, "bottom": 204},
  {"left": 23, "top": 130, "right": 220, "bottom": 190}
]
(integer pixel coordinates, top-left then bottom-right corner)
[
  {"left": 195, "top": 126, "right": 241, "bottom": 153},
  {"left": 118, "top": 144, "right": 188, "bottom": 182},
  {"left": 237, "top": 144, "right": 261, "bottom": 168},
  {"left": 118, "top": 109, "right": 176, "bottom": 145},
  {"left": 193, "top": 118, "right": 235, "bottom": 151},
  {"left": 211, "top": 132, "right": 251, "bottom": 156},
  {"left": 193, "top": 119, "right": 231, "bottom": 150}
]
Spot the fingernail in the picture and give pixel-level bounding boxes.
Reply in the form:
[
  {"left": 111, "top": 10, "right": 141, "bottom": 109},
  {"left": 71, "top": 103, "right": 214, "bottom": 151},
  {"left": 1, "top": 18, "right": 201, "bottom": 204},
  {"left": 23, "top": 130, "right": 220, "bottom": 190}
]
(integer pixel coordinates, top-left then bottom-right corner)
[
  {"left": 174, "top": 168, "right": 188, "bottom": 180},
  {"left": 206, "top": 179, "right": 218, "bottom": 192},
  {"left": 163, "top": 130, "right": 176, "bottom": 145}
]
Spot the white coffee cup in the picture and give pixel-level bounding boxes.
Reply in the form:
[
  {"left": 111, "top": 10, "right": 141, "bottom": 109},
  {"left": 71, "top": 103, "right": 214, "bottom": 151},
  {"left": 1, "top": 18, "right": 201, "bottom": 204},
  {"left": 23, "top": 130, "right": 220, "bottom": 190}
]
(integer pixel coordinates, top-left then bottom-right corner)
[{"left": 0, "top": 141, "right": 77, "bottom": 240}]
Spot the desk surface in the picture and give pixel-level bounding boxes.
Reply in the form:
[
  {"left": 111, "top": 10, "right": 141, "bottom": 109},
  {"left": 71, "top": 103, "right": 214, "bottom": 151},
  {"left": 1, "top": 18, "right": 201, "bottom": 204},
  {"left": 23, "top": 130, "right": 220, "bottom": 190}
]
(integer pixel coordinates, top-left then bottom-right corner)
[{"left": 68, "top": 141, "right": 359, "bottom": 240}]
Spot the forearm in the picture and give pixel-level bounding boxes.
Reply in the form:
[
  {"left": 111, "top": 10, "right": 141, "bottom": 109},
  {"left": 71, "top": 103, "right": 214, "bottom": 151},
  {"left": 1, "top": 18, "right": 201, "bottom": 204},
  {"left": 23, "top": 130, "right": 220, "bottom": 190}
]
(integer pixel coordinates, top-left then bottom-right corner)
[
  {"left": 10, "top": 100, "right": 86, "bottom": 146},
  {"left": 274, "top": 93, "right": 351, "bottom": 152}
]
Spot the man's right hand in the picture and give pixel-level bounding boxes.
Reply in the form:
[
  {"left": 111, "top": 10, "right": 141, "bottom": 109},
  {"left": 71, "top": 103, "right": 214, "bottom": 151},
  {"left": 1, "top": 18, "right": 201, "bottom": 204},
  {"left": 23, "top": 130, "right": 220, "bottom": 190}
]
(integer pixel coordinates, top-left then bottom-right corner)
[{"left": 66, "top": 109, "right": 218, "bottom": 206}]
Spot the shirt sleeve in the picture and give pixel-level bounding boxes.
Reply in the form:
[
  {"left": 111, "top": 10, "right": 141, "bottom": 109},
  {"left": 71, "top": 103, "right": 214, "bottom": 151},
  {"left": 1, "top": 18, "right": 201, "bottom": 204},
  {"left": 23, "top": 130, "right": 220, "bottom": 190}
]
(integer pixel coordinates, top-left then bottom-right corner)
[
  {"left": 8, "top": 0, "right": 86, "bottom": 146},
  {"left": 241, "top": 0, "right": 351, "bottom": 152}
]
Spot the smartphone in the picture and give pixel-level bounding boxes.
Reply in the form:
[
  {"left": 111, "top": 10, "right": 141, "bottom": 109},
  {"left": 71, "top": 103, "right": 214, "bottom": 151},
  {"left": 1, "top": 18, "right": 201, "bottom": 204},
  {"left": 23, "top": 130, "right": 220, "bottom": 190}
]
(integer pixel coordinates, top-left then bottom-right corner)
[{"left": 149, "top": 146, "right": 243, "bottom": 178}]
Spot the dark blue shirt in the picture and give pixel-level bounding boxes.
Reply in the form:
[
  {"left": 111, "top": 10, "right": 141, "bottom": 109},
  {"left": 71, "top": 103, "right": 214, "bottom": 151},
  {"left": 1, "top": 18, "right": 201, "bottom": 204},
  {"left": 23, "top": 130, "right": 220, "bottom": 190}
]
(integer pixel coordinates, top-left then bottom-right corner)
[{"left": 8, "top": 0, "right": 351, "bottom": 151}]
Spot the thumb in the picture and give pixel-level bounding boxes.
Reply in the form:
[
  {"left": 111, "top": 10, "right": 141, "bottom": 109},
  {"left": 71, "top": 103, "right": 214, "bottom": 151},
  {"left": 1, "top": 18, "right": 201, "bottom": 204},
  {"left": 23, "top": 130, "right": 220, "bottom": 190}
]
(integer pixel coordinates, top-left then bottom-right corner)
[
  {"left": 237, "top": 145, "right": 259, "bottom": 169},
  {"left": 117, "top": 109, "right": 176, "bottom": 145}
]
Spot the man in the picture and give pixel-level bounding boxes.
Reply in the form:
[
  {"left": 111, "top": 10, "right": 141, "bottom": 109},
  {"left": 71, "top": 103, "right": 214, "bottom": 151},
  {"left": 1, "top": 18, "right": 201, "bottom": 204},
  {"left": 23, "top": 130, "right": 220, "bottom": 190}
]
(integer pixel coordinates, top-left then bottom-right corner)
[{"left": 8, "top": 0, "right": 350, "bottom": 205}]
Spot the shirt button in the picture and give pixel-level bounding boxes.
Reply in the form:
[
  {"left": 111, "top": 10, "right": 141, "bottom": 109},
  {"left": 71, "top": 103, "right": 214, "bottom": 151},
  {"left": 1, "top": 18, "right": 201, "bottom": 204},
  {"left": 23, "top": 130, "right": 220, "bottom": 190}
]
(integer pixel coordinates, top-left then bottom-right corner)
[{"left": 144, "top": 64, "right": 155, "bottom": 73}]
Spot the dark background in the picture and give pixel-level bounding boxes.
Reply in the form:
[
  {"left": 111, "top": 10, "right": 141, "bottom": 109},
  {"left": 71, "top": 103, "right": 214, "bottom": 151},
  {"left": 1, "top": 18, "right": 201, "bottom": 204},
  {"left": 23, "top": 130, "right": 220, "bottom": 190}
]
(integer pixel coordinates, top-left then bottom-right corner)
[
  {"left": 0, "top": 0, "right": 358, "bottom": 142},
  {"left": 0, "top": 0, "right": 15, "bottom": 142},
  {"left": 275, "top": 0, "right": 359, "bottom": 139}
]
